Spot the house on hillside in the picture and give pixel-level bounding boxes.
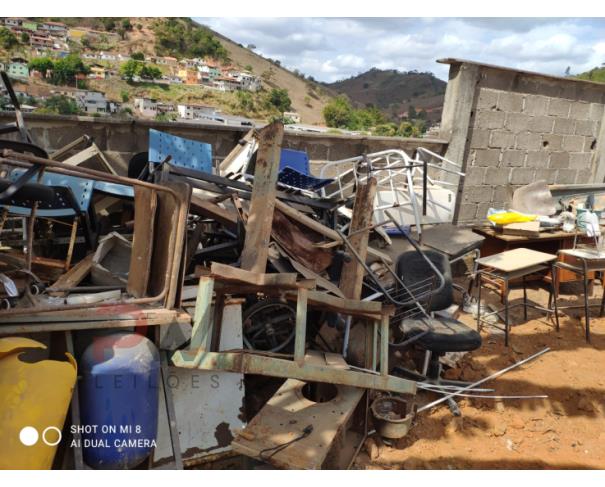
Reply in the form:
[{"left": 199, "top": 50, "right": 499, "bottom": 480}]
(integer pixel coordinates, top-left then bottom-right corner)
[
  {"left": 39, "top": 21, "right": 67, "bottom": 38},
  {"left": 7, "top": 58, "right": 29, "bottom": 79},
  {"left": 3, "top": 18, "right": 21, "bottom": 28},
  {"left": 133, "top": 97, "right": 158, "bottom": 118},
  {"left": 213, "top": 76, "right": 242, "bottom": 92},
  {"left": 88, "top": 64, "right": 108, "bottom": 80},
  {"left": 177, "top": 103, "right": 217, "bottom": 120},
  {"left": 283, "top": 111, "right": 301, "bottom": 123},
  {"left": 73, "top": 90, "right": 117, "bottom": 115}
]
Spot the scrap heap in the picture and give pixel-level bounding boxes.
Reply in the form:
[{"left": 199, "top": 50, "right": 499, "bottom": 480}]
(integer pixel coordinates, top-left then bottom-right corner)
[{"left": 0, "top": 70, "right": 491, "bottom": 470}]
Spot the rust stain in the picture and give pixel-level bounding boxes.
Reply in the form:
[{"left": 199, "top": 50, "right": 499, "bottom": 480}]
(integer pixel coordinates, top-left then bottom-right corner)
[{"left": 214, "top": 422, "right": 235, "bottom": 448}]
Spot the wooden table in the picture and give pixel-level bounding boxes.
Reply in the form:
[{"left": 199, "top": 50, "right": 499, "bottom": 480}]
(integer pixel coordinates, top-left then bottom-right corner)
[
  {"left": 475, "top": 248, "right": 559, "bottom": 347},
  {"left": 473, "top": 226, "right": 596, "bottom": 290}
]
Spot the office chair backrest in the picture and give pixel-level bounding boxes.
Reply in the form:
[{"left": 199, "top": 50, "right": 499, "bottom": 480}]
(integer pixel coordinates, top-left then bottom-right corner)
[{"left": 396, "top": 249, "right": 453, "bottom": 312}]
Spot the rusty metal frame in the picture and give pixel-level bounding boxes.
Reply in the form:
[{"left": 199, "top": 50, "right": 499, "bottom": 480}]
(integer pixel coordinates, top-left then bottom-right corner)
[{"left": 0, "top": 149, "right": 188, "bottom": 317}]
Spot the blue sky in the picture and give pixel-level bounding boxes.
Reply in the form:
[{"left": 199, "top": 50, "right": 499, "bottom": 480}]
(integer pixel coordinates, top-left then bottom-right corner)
[{"left": 196, "top": 18, "right": 605, "bottom": 82}]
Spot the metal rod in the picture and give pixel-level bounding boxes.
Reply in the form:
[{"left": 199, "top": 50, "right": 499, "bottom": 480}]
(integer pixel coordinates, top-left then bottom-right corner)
[{"left": 417, "top": 348, "right": 550, "bottom": 413}]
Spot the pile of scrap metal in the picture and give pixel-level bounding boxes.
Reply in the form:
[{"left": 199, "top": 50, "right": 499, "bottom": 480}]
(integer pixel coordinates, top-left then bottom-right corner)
[{"left": 1, "top": 70, "right": 497, "bottom": 470}]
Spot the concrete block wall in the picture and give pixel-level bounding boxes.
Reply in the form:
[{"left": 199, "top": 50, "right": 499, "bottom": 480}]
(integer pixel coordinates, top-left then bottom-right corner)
[
  {"left": 440, "top": 59, "right": 605, "bottom": 224},
  {"left": 0, "top": 113, "right": 448, "bottom": 176}
]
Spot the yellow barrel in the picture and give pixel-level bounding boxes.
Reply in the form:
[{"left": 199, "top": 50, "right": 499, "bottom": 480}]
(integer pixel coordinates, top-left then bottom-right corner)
[{"left": 0, "top": 337, "right": 77, "bottom": 469}]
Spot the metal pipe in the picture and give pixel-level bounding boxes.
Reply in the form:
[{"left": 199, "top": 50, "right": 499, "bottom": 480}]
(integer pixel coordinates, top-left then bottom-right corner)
[{"left": 417, "top": 348, "right": 550, "bottom": 413}]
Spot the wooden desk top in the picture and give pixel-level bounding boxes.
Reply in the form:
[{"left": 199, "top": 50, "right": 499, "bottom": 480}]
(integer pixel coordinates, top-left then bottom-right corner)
[
  {"left": 476, "top": 247, "right": 557, "bottom": 272},
  {"left": 473, "top": 226, "right": 580, "bottom": 243}
]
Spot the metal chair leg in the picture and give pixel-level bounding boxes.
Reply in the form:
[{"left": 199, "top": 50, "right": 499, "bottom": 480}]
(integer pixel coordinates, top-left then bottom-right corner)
[
  {"left": 551, "top": 263, "right": 560, "bottom": 332},
  {"left": 504, "top": 280, "right": 510, "bottom": 347},
  {"left": 582, "top": 262, "right": 591, "bottom": 343},
  {"left": 522, "top": 275, "right": 528, "bottom": 321},
  {"left": 476, "top": 272, "right": 482, "bottom": 332}
]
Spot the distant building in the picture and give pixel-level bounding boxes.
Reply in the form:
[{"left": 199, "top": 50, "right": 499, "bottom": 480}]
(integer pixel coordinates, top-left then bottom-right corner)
[
  {"left": 3, "top": 18, "right": 21, "bottom": 28},
  {"left": 156, "top": 102, "right": 175, "bottom": 114},
  {"left": 88, "top": 64, "right": 108, "bottom": 80},
  {"left": 213, "top": 76, "right": 242, "bottom": 91},
  {"left": 283, "top": 111, "right": 301, "bottom": 124},
  {"left": 133, "top": 97, "right": 158, "bottom": 118},
  {"left": 7, "top": 58, "right": 29, "bottom": 79},
  {"left": 74, "top": 90, "right": 116, "bottom": 115},
  {"left": 177, "top": 103, "right": 217, "bottom": 120}
]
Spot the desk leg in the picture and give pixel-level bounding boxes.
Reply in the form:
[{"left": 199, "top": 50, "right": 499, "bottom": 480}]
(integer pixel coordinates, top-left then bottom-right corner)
[
  {"left": 476, "top": 272, "right": 482, "bottom": 333},
  {"left": 582, "top": 260, "right": 591, "bottom": 343},
  {"left": 504, "top": 276, "right": 510, "bottom": 347},
  {"left": 522, "top": 275, "right": 528, "bottom": 322},
  {"left": 600, "top": 280, "right": 605, "bottom": 318},
  {"left": 550, "top": 262, "right": 560, "bottom": 332}
]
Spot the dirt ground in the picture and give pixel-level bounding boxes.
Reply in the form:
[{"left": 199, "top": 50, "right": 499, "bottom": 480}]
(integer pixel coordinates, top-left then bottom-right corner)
[{"left": 356, "top": 280, "right": 605, "bottom": 469}]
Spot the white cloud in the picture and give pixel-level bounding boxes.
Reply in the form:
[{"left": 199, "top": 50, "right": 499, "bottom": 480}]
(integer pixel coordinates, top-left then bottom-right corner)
[{"left": 196, "top": 17, "right": 605, "bottom": 82}]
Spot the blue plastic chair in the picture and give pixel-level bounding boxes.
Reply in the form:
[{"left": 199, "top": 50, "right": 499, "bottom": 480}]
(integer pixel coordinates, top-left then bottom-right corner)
[
  {"left": 148, "top": 129, "right": 213, "bottom": 174},
  {"left": 278, "top": 148, "right": 333, "bottom": 191}
]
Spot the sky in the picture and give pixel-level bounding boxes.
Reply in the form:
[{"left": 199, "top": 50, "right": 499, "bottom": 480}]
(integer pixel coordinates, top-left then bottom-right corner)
[{"left": 196, "top": 17, "right": 605, "bottom": 83}]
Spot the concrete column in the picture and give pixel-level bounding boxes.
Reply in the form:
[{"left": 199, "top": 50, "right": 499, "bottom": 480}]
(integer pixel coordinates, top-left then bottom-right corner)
[{"left": 440, "top": 62, "right": 481, "bottom": 223}]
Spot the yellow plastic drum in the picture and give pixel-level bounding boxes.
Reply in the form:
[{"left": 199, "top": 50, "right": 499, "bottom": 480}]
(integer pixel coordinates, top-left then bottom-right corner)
[{"left": 0, "top": 337, "right": 77, "bottom": 469}]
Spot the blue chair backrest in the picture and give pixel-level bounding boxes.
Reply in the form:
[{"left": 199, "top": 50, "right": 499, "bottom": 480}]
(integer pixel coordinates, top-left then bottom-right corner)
[
  {"left": 280, "top": 148, "right": 310, "bottom": 175},
  {"left": 148, "top": 128, "right": 213, "bottom": 173},
  {"left": 5, "top": 169, "right": 133, "bottom": 217}
]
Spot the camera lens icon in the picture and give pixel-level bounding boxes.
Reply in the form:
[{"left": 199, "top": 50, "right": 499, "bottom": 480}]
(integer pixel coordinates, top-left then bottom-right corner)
[{"left": 19, "top": 426, "right": 62, "bottom": 446}]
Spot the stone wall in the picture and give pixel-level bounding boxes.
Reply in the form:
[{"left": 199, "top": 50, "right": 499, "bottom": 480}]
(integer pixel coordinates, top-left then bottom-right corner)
[
  {"left": 0, "top": 113, "right": 448, "bottom": 175},
  {"left": 440, "top": 59, "right": 605, "bottom": 224}
]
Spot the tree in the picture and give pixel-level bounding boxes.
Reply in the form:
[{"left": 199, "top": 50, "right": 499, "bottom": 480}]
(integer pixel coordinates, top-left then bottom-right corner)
[
  {"left": 120, "top": 59, "right": 141, "bottom": 82},
  {"left": 41, "top": 95, "right": 80, "bottom": 115},
  {"left": 28, "top": 57, "right": 54, "bottom": 76},
  {"left": 408, "top": 105, "right": 417, "bottom": 119},
  {"left": 244, "top": 64, "right": 253, "bottom": 72},
  {"left": 138, "top": 64, "right": 162, "bottom": 80},
  {"left": 267, "top": 88, "right": 291, "bottom": 112},
  {"left": 102, "top": 18, "right": 116, "bottom": 32},
  {"left": 323, "top": 95, "right": 353, "bottom": 128},
  {"left": 20, "top": 32, "right": 30, "bottom": 44},
  {"left": 122, "top": 19, "right": 133, "bottom": 31},
  {"left": 51, "top": 55, "right": 88, "bottom": 85},
  {"left": 0, "top": 27, "right": 18, "bottom": 50},
  {"left": 120, "top": 90, "right": 129, "bottom": 102},
  {"left": 131, "top": 51, "right": 145, "bottom": 61}
]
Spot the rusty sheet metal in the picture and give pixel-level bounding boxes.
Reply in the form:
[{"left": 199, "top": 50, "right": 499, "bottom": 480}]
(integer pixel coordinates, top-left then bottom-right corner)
[
  {"left": 173, "top": 349, "right": 417, "bottom": 395},
  {"left": 271, "top": 209, "right": 333, "bottom": 274},
  {"left": 154, "top": 302, "right": 246, "bottom": 466}
]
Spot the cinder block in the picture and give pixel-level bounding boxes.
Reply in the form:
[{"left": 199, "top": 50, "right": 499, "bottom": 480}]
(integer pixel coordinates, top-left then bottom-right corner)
[
  {"left": 584, "top": 137, "right": 597, "bottom": 152},
  {"left": 541, "top": 133, "right": 563, "bottom": 151},
  {"left": 523, "top": 95, "right": 549, "bottom": 116},
  {"left": 492, "top": 185, "right": 510, "bottom": 205},
  {"left": 476, "top": 88, "right": 499, "bottom": 110},
  {"left": 570, "top": 102, "right": 591, "bottom": 120},
  {"left": 473, "top": 148, "right": 501, "bottom": 167},
  {"left": 469, "top": 128, "right": 490, "bottom": 149},
  {"left": 477, "top": 110, "right": 506, "bottom": 130},
  {"left": 504, "top": 113, "right": 530, "bottom": 133},
  {"left": 555, "top": 169, "right": 577, "bottom": 184},
  {"left": 502, "top": 150, "right": 525, "bottom": 167},
  {"left": 548, "top": 98, "right": 572, "bottom": 118},
  {"left": 588, "top": 103, "right": 604, "bottom": 122},
  {"left": 510, "top": 168, "right": 536, "bottom": 185},
  {"left": 489, "top": 130, "right": 515, "bottom": 149},
  {"left": 550, "top": 152, "right": 570, "bottom": 169},
  {"left": 535, "top": 168, "right": 557, "bottom": 184},
  {"left": 484, "top": 167, "right": 510, "bottom": 185},
  {"left": 497, "top": 92, "right": 524, "bottom": 113},
  {"left": 476, "top": 202, "right": 492, "bottom": 220},
  {"left": 576, "top": 169, "right": 592, "bottom": 184},
  {"left": 525, "top": 150, "right": 549, "bottom": 168},
  {"left": 562, "top": 135, "right": 585, "bottom": 152},
  {"left": 466, "top": 185, "right": 493, "bottom": 203},
  {"left": 458, "top": 203, "right": 478, "bottom": 222},
  {"left": 528, "top": 116, "right": 554, "bottom": 133},
  {"left": 464, "top": 167, "right": 486, "bottom": 186},
  {"left": 553, "top": 118, "right": 574, "bottom": 135},
  {"left": 569, "top": 152, "right": 592, "bottom": 170},
  {"left": 574, "top": 119, "right": 597, "bottom": 137},
  {"left": 515, "top": 132, "right": 542, "bottom": 151}
]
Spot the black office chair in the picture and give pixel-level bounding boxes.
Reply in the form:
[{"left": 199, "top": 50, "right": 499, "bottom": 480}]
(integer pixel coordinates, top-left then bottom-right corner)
[{"left": 392, "top": 249, "right": 482, "bottom": 416}]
